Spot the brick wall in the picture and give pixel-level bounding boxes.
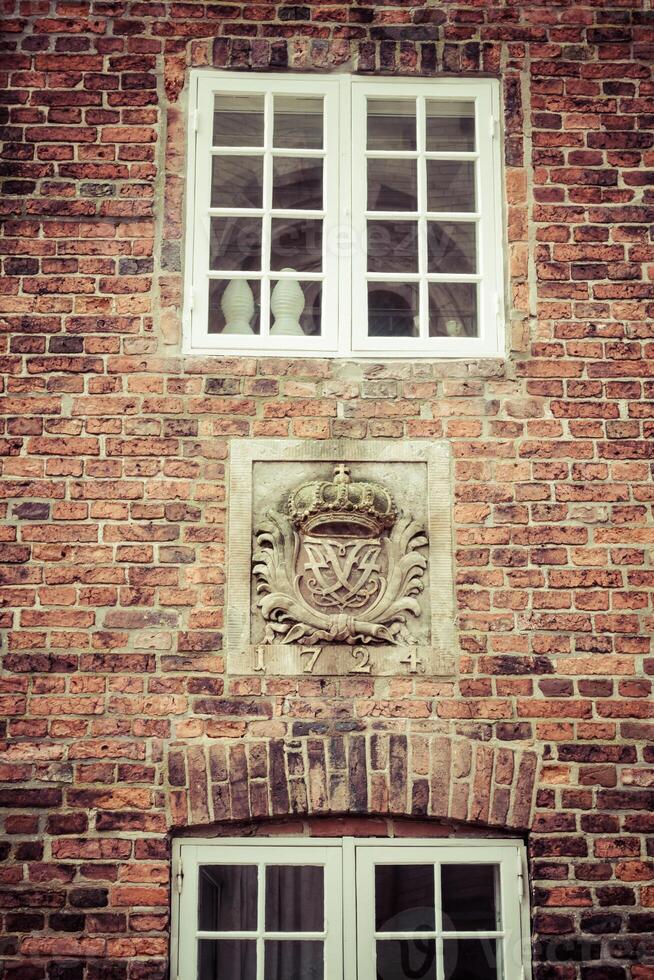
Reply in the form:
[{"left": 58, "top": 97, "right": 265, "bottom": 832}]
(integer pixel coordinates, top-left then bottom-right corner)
[{"left": 1, "top": 1, "right": 654, "bottom": 979}]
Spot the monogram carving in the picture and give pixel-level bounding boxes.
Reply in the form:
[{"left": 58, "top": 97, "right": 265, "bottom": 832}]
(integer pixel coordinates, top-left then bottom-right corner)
[{"left": 253, "top": 465, "right": 428, "bottom": 646}]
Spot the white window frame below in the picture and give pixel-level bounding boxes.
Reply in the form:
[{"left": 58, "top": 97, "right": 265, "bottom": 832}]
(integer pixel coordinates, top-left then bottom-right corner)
[{"left": 171, "top": 836, "right": 531, "bottom": 980}]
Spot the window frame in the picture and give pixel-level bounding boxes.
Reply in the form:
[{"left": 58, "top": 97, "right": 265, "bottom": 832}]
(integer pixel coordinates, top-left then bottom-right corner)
[
  {"left": 184, "top": 70, "right": 505, "bottom": 359},
  {"left": 171, "top": 836, "right": 531, "bottom": 980}
]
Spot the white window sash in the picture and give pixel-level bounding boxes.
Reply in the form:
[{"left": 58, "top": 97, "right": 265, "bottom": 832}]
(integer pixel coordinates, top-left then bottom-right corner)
[
  {"left": 173, "top": 837, "right": 529, "bottom": 980},
  {"left": 184, "top": 72, "right": 504, "bottom": 358},
  {"left": 188, "top": 72, "right": 342, "bottom": 355}
]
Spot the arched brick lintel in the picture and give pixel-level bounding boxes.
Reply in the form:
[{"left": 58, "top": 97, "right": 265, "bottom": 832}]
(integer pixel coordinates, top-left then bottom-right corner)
[{"left": 166, "top": 733, "right": 540, "bottom": 833}]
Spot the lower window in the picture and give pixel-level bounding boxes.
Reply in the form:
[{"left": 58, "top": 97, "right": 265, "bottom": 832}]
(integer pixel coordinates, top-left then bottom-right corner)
[{"left": 173, "top": 838, "right": 529, "bottom": 980}]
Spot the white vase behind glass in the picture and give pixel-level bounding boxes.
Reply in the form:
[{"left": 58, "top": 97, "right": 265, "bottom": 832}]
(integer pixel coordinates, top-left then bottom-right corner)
[
  {"left": 270, "top": 270, "right": 305, "bottom": 336},
  {"left": 221, "top": 278, "right": 255, "bottom": 335}
]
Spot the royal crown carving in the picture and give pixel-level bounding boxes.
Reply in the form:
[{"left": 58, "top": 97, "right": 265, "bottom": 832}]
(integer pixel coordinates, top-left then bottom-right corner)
[{"left": 253, "top": 464, "right": 428, "bottom": 646}]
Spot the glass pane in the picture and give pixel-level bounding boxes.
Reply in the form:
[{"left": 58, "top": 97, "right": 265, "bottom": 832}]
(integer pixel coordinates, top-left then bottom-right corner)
[
  {"left": 426, "top": 161, "right": 476, "bottom": 213},
  {"left": 443, "top": 939, "right": 497, "bottom": 980},
  {"left": 210, "top": 217, "right": 262, "bottom": 272},
  {"left": 265, "top": 865, "right": 324, "bottom": 932},
  {"left": 211, "top": 156, "right": 262, "bottom": 209},
  {"left": 199, "top": 865, "right": 258, "bottom": 931},
  {"left": 376, "top": 939, "right": 437, "bottom": 980},
  {"left": 375, "top": 865, "right": 435, "bottom": 932},
  {"left": 198, "top": 939, "right": 256, "bottom": 980},
  {"left": 264, "top": 940, "right": 323, "bottom": 980},
  {"left": 367, "top": 98, "right": 416, "bottom": 151},
  {"left": 428, "top": 282, "right": 477, "bottom": 338},
  {"left": 368, "top": 283, "right": 419, "bottom": 339},
  {"left": 427, "top": 223, "right": 476, "bottom": 275},
  {"left": 271, "top": 219, "right": 322, "bottom": 273},
  {"left": 274, "top": 95, "right": 323, "bottom": 149},
  {"left": 426, "top": 101, "right": 475, "bottom": 152},
  {"left": 209, "top": 279, "right": 260, "bottom": 336},
  {"left": 272, "top": 157, "right": 323, "bottom": 211},
  {"left": 368, "top": 159, "right": 417, "bottom": 212},
  {"left": 213, "top": 93, "right": 264, "bottom": 147},
  {"left": 367, "top": 221, "right": 418, "bottom": 274},
  {"left": 270, "top": 280, "right": 321, "bottom": 338},
  {"left": 441, "top": 865, "right": 498, "bottom": 932}
]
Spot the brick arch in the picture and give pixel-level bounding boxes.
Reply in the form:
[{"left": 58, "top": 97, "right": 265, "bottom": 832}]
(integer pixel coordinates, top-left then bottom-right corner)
[{"left": 166, "top": 733, "right": 539, "bottom": 833}]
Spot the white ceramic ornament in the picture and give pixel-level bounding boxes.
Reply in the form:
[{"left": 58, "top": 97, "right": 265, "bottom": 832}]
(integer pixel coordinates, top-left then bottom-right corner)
[
  {"left": 270, "top": 270, "right": 305, "bottom": 336},
  {"left": 221, "top": 278, "right": 255, "bottom": 335},
  {"left": 445, "top": 317, "right": 466, "bottom": 338}
]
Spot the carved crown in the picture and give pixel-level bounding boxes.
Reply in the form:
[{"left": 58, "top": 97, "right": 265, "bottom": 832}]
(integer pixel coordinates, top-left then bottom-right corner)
[{"left": 287, "top": 464, "right": 397, "bottom": 537}]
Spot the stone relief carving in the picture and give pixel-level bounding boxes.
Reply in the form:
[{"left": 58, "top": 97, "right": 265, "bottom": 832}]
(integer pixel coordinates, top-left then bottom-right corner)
[{"left": 253, "top": 464, "right": 428, "bottom": 646}]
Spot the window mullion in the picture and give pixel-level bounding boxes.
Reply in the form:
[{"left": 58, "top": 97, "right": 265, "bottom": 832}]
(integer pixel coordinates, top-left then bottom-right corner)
[
  {"left": 417, "top": 95, "right": 428, "bottom": 343},
  {"left": 260, "top": 91, "right": 273, "bottom": 338},
  {"left": 434, "top": 861, "right": 444, "bottom": 980},
  {"left": 256, "top": 862, "right": 265, "bottom": 980}
]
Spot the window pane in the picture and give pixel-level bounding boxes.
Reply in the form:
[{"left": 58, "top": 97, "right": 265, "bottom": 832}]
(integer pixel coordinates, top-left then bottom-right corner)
[
  {"left": 198, "top": 939, "right": 257, "bottom": 980},
  {"left": 426, "top": 101, "right": 475, "bottom": 152},
  {"left": 367, "top": 221, "right": 418, "bottom": 274},
  {"left": 265, "top": 865, "right": 324, "bottom": 932},
  {"left": 375, "top": 865, "right": 435, "bottom": 932},
  {"left": 441, "top": 865, "right": 498, "bottom": 931},
  {"left": 210, "top": 217, "right": 262, "bottom": 272},
  {"left": 376, "top": 939, "right": 437, "bottom": 980},
  {"left": 271, "top": 219, "right": 322, "bottom": 273},
  {"left": 426, "top": 161, "right": 476, "bottom": 213},
  {"left": 199, "top": 865, "right": 258, "bottom": 931},
  {"left": 213, "top": 93, "right": 264, "bottom": 147},
  {"left": 270, "top": 280, "right": 321, "bottom": 337},
  {"left": 428, "top": 282, "right": 477, "bottom": 338},
  {"left": 443, "top": 939, "right": 497, "bottom": 980},
  {"left": 209, "top": 279, "right": 260, "bottom": 336},
  {"left": 368, "top": 283, "right": 419, "bottom": 338},
  {"left": 211, "top": 156, "right": 263, "bottom": 209},
  {"left": 368, "top": 159, "right": 417, "bottom": 212},
  {"left": 274, "top": 95, "right": 323, "bottom": 149},
  {"left": 427, "top": 223, "right": 476, "bottom": 275},
  {"left": 272, "top": 158, "right": 323, "bottom": 210},
  {"left": 367, "top": 98, "right": 416, "bottom": 151},
  {"left": 264, "top": 940, "right": 323, "bottom": 980}
]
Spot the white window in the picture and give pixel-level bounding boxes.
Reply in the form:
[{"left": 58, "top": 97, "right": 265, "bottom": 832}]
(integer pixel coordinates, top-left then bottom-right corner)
[
  {"left": 172, "top": 837, "right": 530, "bottom": 980},
  {"left": 184, "top": 72, "right": 504, "bottom": 359}
]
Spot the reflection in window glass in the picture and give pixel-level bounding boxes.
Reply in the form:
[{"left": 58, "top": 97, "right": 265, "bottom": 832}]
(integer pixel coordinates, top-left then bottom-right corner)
[
  {"left": 213, "top": 93, "right": 264, "bottom": 147},
  {"left": 367, "top": 221, "right": 419, "bottom": 274},
  {"left": 210, "top": 216, "right": 262, "bottom": 272},
  {"left": 427, "top": 223, "right": 476, "bottom": 275},
  {"left": 426, "top": 161, "right": 476, "bottom": 213},
  {"left": 428, "top": 282, "right": 477, "bottom": 338},
  {"left": 426, "top": 101, "right": 475, "bottom": 152},
  {"left": 367, "top": 159, "right": 417, "bottom": 212},
  {"left": 272, "top": 158, "right": 323, "bottom": 211},
  {"left": 211, "top": 156, "right": 263, "bottom": 209},
  {"left": 270, "top": 219, "right": 323, "bottom": 273},
  {"left": 274, "top": 95, "right": 323, "bottom": 149},
  {"left": 368, "top": 283, "right": 419, "bottom": 338},
  {"left": 367, "top": 98, "right": 416, "bottom": 151}
]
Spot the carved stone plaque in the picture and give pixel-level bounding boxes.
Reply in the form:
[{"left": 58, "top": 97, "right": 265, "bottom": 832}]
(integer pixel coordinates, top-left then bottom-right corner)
[{"left": 226, "top": 439, "right": 456, "bottom": 676}]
